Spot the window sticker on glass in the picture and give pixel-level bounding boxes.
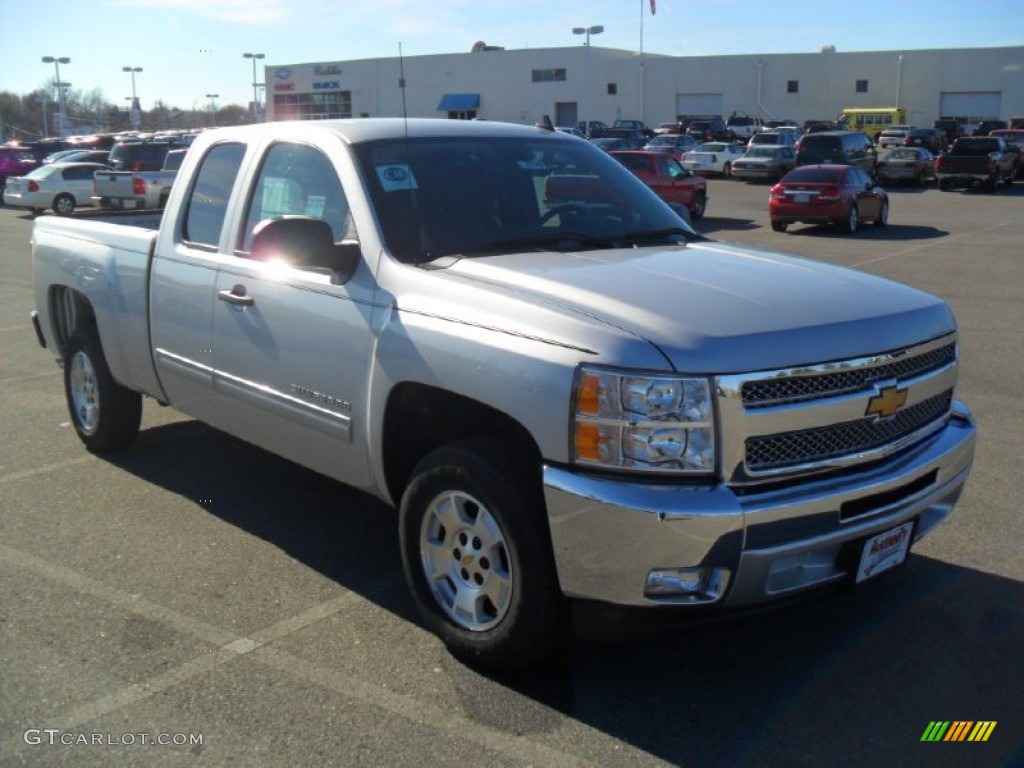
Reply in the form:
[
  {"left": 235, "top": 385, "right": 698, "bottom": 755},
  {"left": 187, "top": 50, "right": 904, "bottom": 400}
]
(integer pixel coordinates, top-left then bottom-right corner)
[
  {"left": 305, "top": 195, "right": 326, "bottom": 218},
  {"left": 376, "top": 164, "right": 418, "bottom": 192}
]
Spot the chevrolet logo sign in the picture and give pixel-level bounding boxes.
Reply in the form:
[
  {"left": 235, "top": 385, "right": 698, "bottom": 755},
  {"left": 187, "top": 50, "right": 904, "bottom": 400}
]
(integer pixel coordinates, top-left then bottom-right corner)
[{"left": 866, "top": 385, "right": 908, "bottom": 420}]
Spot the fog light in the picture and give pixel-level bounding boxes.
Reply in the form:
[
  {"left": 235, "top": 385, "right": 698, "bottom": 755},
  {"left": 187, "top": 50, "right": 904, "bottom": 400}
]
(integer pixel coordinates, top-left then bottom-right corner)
[{"left": 644, "top": 567, "right": 730, "bottom": 603}]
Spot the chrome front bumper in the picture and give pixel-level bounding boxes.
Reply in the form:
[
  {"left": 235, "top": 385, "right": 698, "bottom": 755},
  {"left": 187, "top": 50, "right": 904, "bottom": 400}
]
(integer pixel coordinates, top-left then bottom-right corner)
[{"left": 543, "top": 401, "right": 975, "bottom": 608}]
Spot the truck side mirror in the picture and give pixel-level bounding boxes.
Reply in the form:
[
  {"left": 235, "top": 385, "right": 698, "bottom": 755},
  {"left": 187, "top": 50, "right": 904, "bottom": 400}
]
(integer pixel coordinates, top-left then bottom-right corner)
[{"left": 251, "top": 215, "right": 360, "bottom": 285}]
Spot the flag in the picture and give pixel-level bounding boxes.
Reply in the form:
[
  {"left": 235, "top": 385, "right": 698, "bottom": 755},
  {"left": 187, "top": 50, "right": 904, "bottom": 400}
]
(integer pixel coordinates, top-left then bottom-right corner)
[{"left": 650, "top": 0, "right": 656, "bottom": 14}]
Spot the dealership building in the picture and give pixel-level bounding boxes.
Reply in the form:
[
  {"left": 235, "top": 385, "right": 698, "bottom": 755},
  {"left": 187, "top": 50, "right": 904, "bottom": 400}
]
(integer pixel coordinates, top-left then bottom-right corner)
[{"left": 264, "top": 45, "right": 1023, "bottom": 129}]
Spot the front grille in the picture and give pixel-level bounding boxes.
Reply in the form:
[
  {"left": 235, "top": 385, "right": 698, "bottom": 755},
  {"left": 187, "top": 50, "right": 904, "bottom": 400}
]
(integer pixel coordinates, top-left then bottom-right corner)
[
  {"left": 745, "top": 390, "right": 953, "bottom": 471},
  {"left": 741, "top": 342, "right": 956, "bottom": 408}
]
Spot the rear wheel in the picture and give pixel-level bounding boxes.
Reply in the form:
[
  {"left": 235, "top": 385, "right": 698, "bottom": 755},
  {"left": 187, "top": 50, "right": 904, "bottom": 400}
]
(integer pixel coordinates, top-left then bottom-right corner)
[
  {"left": 844, "top": 205, "right": 859, "bottom": 234},
  {"left": 53, "top": 193, "right": 75, "bottom": 216},
  {"left": 771, "top": 220, "right": 788, "bottom": 232},
  {"left": 63, "top": 332, "right": 142, "bottom": 452},
  {"left": 399, "top": 438, "right": 566, "bottom": 669},
  {"left": 722, "top": 162, "right": 732, "bottom": 178}
]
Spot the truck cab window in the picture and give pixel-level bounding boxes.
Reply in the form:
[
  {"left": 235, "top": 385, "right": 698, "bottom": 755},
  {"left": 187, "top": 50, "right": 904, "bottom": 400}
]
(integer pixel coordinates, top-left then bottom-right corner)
[
  {"left": 182, "top": 142, "right": 246, "bottom": 249},
  {"left": 239, "top": 142, "right": 354, "bottom": 257}
]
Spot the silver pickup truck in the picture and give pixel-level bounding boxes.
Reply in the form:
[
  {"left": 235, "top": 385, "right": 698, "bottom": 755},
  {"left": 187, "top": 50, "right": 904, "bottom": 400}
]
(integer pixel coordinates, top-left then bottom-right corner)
[
  {"left": 92, "top": 148, "right": 187, "bottom": 210},
  {"left": 30, "top": 119, "right": 975, "bottom": 669}
]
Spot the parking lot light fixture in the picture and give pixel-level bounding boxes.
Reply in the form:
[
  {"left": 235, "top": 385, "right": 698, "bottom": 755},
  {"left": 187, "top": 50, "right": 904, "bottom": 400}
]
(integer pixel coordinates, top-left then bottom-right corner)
[
  {"left": 572, "top": 25, "right": 604, "bottom": 46},
  {"left": 123, "top": 66, "right": 143, "bottom": 129},
  {"left": 243, "top": 53, "right": 266, "bottom": 122},
  {"left": 41, "top": 56, "right": 71, "bottom": 137}
]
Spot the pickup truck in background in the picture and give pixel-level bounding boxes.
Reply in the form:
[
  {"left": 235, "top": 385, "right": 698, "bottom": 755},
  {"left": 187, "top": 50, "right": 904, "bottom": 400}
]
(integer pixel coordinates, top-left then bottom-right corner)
[
  {"left": 610, "top": 149, "right": 707, "bottom": 219},
  {"left": 30, "top": 119, "right": 975, "bottom": 669},
  {"left": 92, "top": 148, "right": 187, "bottom": 210},
  {"left": 935, "top": 136, "right": 1019, "bottom": 190}
]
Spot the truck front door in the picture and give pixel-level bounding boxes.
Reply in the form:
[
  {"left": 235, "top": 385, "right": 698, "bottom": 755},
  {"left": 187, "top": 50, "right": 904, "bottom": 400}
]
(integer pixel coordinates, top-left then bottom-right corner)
[{"left": 211, "top": 141, "right": 378, "bottom": 490}]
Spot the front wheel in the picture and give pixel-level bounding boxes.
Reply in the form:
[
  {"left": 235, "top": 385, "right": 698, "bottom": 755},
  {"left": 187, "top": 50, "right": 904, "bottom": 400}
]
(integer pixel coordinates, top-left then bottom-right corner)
[
  {"left": 691, "top": 192, "right": 706, "bottom": 219},
  {"left": 53, "top": 193, "right": 75, "bottom": 216},
  {"left": 722, "top": 162, "right": 732, "bottom": 178},
  {"left": 64, "top": 332, "right": 142, "bottom": 452},
  {"left": 399, "top": 439, "right": 566, "bottom": 669},
  {"left": 875, "top": 200, "right": 889, "bottom": 226}
]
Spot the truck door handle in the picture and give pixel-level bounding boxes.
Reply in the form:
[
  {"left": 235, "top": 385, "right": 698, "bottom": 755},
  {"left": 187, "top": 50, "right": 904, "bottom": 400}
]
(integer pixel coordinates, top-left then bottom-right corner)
[{"left": 218, "top": 285, "right": 254, "bottom": 307}]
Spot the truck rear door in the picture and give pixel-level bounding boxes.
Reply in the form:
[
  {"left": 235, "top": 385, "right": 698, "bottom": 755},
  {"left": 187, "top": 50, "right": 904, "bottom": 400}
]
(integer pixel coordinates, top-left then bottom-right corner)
[{"left": 150, "top": 141, "right": 248, "bottom": 430}]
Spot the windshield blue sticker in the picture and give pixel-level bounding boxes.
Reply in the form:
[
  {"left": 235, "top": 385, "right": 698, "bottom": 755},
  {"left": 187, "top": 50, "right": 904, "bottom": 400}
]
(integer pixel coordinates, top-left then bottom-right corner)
[{"left": 376, "top": 164, "right": 418, "bottom": 191}]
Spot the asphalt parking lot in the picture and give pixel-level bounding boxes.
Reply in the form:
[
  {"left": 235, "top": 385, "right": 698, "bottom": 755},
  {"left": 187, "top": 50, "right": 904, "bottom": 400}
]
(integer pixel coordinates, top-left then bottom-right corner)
[{"left": 1, "top": 177, "right": 1022, "bottom": 767}]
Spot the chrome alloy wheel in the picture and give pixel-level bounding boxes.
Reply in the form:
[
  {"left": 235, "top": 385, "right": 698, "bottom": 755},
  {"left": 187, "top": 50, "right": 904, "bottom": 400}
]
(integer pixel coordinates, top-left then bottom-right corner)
[
  {"left": 419, "top": 490, "right": 513, "bottom": 632},
  {"left": 69, "top": 350, "right": 100, "bottom": 434}
]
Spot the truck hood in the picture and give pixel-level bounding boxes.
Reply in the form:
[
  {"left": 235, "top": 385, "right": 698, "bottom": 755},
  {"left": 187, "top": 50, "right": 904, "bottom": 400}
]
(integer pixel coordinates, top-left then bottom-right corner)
[{"left": 438, "top": 242, "right": 955, "bottom": 373}]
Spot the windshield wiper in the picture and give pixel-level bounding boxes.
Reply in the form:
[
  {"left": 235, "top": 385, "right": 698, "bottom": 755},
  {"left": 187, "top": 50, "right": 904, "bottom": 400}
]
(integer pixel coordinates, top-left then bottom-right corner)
[
  {"left": 612, "top": 227, "right": 700, "bottom": 246},
  {"left": 437, "top": 231, "right": 615, "bottom": 259}
]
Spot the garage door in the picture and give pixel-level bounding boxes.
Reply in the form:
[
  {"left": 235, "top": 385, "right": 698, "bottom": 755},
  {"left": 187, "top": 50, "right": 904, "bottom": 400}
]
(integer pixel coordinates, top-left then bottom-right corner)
[
  {"left": 676, "top": 93, "right": 723, "bottom": 119},
  {"left": 939, "top": 92, "right": 1002, "bottom": 122}
]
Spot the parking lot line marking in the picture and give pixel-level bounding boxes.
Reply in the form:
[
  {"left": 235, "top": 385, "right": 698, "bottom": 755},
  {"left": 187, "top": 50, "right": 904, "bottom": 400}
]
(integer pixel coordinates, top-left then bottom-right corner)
[
  {"left": 0, "top": 325, "right": 31, "bottom": 332},
  {"left": 0, "top": 542, "right": 600, "bottom": 767},
  {"left": 0, "top": 370, "right": 62, "bottom": 384},
  {"left": 854, "top": 223, "right": 1007, "bottom": 267},
  {"left": 0, "top": 457, "right": 93, "bottom": 485}
]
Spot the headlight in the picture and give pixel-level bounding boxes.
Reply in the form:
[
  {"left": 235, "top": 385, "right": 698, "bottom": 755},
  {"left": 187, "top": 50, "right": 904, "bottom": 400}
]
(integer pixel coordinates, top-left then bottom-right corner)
[{"left": 572, "top": 366, "right": 716, "bottom": 474}]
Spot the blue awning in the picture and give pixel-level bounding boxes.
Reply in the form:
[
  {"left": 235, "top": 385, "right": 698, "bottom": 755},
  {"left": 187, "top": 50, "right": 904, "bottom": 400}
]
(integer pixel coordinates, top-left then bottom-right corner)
[{"left": 437, "top": 93, "right": 480, "bottom": 111}]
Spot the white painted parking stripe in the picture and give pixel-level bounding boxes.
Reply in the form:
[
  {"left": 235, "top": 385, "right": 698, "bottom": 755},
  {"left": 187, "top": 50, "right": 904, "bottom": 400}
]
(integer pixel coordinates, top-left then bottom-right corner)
[{"left": 0, "top": 543, "right": 598, "bottom": 768}]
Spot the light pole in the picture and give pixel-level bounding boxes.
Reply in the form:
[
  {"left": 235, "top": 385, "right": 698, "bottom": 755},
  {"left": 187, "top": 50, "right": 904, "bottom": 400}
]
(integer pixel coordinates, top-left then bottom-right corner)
[
  {"left": 41, "top": 56, "right": 70, "bottom": 137},
  {"left": 571, "top": 26, "right": 603, "bottom": 130},
  {"left": 243, "top": 52, "right": 265, "bottom": 122},
  {"left": 206, "top": 94, "right": 219, "bottom": 126},
  {"left": 123, "top": 66, "right": 143, "bottom": 129},
  {"left": 572, "top": 24, "right": 604, "bottom": 46}
]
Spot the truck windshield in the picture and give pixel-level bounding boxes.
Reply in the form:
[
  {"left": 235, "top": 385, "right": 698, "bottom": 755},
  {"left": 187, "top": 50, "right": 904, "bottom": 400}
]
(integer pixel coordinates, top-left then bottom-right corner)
[{"left": 353, "top": 136, "right": 694, "bottom": 264}]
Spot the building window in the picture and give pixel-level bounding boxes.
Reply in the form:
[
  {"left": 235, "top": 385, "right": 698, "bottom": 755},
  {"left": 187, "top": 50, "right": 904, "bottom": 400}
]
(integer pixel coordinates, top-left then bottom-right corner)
[
  {"left": 607, "top": 83, "right": 617, "bottom": 95},
  {"left": 272, "top": 90, "right": 352, "bottom": 121},
  {"left": 447, "top": 110, "right": 477, "bottom": 120},
  {"left": 531, "top": 68, "right": 566, "bottom": 83},
  {"left": 855, "top": 79, "right": 869, "bottom": 93},
  {"left": 787, "top": 80, "right": 799, "bottom": 93}
]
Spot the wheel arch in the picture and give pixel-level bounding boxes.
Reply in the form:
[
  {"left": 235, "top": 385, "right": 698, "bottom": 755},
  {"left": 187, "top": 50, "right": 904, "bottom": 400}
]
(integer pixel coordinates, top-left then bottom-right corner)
[
  {"left": 46, "top": 285, "right": 98, "bottom": 359},
  {"left": 381, "top": 382, "right": 543, "bottom": 508}
]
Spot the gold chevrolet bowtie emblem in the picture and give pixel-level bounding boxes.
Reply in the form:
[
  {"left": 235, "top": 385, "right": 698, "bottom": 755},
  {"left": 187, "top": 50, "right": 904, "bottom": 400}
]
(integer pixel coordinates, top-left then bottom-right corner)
[{"left": 866, "top": 385, "right": 908, "bottom": 420}]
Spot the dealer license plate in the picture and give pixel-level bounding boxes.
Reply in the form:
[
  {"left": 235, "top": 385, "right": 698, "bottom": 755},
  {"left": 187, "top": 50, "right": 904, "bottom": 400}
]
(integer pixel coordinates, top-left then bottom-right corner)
[{"left": 855, "top": 521, "right": 914, "bottom": 583}]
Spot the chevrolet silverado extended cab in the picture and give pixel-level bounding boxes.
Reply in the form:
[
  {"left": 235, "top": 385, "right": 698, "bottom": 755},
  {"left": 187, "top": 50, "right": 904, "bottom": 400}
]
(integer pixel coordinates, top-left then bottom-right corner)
[
  {"left": 935, "top": 136, "right": 1019, "bottom": 190},
  {"left": 30, "top": 119, "right": 976, "bottom": 669}
]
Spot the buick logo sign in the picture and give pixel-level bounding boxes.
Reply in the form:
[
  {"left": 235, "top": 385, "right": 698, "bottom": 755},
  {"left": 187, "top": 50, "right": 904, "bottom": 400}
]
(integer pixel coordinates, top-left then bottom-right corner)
[{"left": 275, "top": 68, "right": 292, "bottom": 80}]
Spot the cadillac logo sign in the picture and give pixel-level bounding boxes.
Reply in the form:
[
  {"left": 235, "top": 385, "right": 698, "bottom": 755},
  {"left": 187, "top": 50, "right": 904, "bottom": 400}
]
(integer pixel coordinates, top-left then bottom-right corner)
[
  {"left": 865, "top": 384, "right": 908, "bottom": 421},
  {"left": 314, "top": 65, "right": 342, "bottom": 76}
]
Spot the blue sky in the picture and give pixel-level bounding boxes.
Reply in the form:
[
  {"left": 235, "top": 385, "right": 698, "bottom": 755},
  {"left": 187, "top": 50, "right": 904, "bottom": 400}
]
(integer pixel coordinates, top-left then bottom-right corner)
[{"left": 2, "top": 0, "right": 1019, "bottom": 112}]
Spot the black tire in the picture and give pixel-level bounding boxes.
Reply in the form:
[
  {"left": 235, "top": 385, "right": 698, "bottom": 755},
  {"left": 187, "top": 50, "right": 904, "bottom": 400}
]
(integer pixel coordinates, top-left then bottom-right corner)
[
  {"left": 63, "top": 332, "right": 142, "bottom": 453},
  {"left": 771, "top": 220, "right": 788, "bottom": 232},
  {"left": 987, "top": 175, "right": 999, "bottom": 192},
  {"left": 844, "top": 204, "right": 859, "bottom": 234},
  {"left": 399, "top": 438, "right": 566, "bottom": 669},
  {"left": 875, "top": 200, "right": 889, "bottom": 226},
  {"left": 722, "top": 161, "right": 732, "bottom": 178},
  {"left": 692, "top": 192, "right": 706, "bottom": 219},
  {"left": 53, "top": 193, "right": 75, "bottom": 216},
  {"left": 938, "top": 178, "right": 950, "bottom": 191}
]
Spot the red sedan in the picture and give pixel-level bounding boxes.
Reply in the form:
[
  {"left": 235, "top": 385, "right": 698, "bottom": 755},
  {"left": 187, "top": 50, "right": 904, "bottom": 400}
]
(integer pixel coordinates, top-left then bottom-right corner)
[{"left": 769, "top": 164, "right": 888, "bottom": 234}]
